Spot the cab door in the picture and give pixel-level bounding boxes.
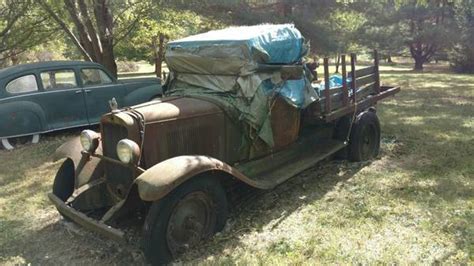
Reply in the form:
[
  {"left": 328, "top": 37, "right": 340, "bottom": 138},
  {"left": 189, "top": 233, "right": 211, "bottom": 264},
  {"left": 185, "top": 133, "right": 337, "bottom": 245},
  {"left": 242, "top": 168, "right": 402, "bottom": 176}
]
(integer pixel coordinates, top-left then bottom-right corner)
[{"left": 79, "top": 67, "right": 126, "bottom": 124}]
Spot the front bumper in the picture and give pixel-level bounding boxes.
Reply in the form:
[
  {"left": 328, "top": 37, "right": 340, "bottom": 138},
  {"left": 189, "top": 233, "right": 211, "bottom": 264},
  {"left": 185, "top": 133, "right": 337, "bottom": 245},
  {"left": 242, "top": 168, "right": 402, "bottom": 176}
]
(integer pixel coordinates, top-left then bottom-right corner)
[{"left": 48, "top": 193, "right": 125, "bottom": 243}]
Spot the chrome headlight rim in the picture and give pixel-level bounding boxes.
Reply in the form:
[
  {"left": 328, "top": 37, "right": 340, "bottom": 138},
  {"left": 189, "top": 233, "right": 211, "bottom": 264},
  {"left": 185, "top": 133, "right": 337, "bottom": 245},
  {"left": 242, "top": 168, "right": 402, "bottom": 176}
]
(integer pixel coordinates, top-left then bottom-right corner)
[
  {"left": 116, "top": 139, "right": 140, "bottom": 164},
  {"left": 80, "top": 130, "right": 100, "bottom": 153}
]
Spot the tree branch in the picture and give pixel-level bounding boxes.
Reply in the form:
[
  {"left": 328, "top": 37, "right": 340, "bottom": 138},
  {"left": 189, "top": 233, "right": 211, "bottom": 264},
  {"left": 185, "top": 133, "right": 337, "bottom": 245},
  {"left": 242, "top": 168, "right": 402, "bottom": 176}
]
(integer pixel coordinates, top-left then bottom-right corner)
[{"left": 36, "top": 0, "right": 93, "bottom": 61}]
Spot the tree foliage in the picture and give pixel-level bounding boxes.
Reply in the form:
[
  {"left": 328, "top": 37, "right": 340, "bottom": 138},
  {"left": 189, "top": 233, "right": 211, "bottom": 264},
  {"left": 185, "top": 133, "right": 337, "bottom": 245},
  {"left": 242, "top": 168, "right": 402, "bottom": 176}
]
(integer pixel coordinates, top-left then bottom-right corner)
[
  {"left": 0, "top": 0, "right": 56, "bottom": 66},
  {"left": 449, "top": 0, "right": 474, "bottom": 73},
  {"left": 115, "top": 7, "right": 223, "bottom": 77},
  {"left": 37, "top": 0, "right": 150, "bottom": 76}
]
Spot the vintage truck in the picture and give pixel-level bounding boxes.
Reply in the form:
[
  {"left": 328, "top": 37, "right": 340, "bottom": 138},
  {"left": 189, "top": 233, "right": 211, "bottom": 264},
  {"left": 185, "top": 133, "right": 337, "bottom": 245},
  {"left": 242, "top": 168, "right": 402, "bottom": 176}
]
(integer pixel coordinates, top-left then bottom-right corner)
[{"left": 49, "top": 25, "right": 400, "bottom": 264}]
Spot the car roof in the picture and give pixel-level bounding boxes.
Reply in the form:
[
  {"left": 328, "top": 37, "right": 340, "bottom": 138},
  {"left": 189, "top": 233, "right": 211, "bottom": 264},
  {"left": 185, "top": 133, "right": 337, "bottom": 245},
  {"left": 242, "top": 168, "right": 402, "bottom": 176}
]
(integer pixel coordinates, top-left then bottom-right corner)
[{"left": 0, "top": 61, "right": 103, "bottom": 78}]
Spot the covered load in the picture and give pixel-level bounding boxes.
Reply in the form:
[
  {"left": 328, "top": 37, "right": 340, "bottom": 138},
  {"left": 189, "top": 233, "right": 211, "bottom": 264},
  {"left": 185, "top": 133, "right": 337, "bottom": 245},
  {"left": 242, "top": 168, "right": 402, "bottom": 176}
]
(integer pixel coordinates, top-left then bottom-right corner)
[
  {"left": 165, "top": 24, "right": 318, "bottom": 150},
  {"left": 166, "top": 24, "right": 307, "bottom": 75}
]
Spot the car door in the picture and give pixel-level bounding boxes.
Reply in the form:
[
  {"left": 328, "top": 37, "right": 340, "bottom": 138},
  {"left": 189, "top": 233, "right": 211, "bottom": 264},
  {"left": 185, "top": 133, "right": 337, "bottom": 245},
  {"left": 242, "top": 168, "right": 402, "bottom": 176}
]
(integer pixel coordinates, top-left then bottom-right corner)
[
  {"left": 38, "top": 68, "right": 89, "bottom": 129},
  {"left": 79, "top": 67, "right": 126, "bottom": 124}
]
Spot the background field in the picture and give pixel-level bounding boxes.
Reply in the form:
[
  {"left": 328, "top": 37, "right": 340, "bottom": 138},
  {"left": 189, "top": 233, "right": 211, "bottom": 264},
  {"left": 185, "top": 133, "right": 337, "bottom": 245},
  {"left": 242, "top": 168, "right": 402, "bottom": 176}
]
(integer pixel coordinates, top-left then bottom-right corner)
[{"left": 0, "top": 64, "right": 472, "bottom": 264}]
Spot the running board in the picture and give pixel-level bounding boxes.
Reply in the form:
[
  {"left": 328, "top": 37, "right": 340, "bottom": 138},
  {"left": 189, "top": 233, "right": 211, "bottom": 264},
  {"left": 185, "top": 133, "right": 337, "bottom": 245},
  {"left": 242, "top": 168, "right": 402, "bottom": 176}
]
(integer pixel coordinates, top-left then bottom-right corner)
[{"left": 236, "top": 138, "right": 346, "bottom": 189}]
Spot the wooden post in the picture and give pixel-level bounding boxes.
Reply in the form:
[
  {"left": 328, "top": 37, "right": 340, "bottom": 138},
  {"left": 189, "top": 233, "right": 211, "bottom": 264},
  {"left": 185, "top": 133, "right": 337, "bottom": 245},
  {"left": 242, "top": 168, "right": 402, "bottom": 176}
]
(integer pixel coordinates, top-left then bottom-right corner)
[
  {"left": 350, "top": 53, "right": 357, "bottom": 103},
  {"left": 324, "top": 57, "right": 331, "bottom": 113},
  {"left": 341, "top": 54, "right": 349, "bottom": 106},
  {"left": 373, "top": 49, "right": 381, "bottom": 94}
]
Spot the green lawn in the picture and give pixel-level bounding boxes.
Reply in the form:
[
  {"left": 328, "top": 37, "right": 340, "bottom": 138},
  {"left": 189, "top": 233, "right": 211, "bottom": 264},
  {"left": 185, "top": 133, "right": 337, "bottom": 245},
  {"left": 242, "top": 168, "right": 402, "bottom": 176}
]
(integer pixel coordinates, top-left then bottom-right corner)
[{"left": 0, "top": 64, "right": 472, "bottom": 264}]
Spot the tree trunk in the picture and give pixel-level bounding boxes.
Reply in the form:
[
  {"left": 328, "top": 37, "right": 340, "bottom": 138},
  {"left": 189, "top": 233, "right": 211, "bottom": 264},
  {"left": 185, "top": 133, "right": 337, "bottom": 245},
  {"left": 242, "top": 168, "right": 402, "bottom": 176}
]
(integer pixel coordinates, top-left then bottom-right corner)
[
  {"left": 414, "top": 56, "right": 424, "bottom": 71},
  {"left": 154, "top": 33, "right": 166, "bottom": 79},
  {"left": 387, "top": 54, "right": 393, "bottom": 63},
  {"left": 335, "top": 54, "right": 341, "bottom": 73}
]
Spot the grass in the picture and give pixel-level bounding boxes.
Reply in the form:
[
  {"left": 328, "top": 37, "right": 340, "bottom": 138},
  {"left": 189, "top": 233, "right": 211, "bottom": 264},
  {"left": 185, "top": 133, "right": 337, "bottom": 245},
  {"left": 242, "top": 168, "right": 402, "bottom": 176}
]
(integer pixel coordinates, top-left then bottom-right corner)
[{"left": 0, "top": 63, "right": 473, "bottom": 264}]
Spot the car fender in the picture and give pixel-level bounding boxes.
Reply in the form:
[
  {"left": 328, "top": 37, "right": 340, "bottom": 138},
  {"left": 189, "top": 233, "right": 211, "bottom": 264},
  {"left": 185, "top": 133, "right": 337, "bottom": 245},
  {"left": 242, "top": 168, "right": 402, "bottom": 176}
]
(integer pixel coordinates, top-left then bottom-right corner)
[
  {"left": 134, "top": 155, "right": 263, "bottom": 202},
  {"left": 123, "top": 84, "right": 162, "bottom": 106},
  {"left": 0, "top": 101, "right": 46, "bottom": 138},
  {"left": 54, "top": 136, "right": 104, "bottom": 189}
]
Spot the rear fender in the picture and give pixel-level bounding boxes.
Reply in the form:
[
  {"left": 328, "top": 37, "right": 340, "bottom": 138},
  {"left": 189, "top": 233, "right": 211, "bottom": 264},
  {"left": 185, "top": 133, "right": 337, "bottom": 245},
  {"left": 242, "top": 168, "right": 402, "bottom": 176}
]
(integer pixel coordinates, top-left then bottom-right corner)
[
  {"left": 0, "top": 101, "right": 46, "bottom": 138},
  {"left": 123, "top": 84, "right": 162, "bottom": 106},
  {"left": 135, "top": 155, "right": 260, "bottom": 202}
]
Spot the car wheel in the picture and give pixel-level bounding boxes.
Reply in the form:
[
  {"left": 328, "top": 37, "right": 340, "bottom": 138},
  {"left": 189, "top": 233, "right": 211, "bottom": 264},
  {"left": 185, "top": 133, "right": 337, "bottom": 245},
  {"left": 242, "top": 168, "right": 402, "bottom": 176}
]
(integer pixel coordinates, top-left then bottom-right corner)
[
  {"left": 1, "top": 134, "right": 40, "bottom": 150},
  {"left": 348, "top": 111, "right": 380, "bottom": 162},
  {"left": 143, "top": 176, "right": 228, "bottom": 265}
]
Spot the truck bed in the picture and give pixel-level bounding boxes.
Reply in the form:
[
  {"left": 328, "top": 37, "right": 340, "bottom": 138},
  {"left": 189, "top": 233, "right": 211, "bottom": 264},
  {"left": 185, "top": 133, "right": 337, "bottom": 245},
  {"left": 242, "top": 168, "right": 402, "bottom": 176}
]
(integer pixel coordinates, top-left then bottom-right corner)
[{"left": 304, "top": 51, "right": 400, "bottom": 123}]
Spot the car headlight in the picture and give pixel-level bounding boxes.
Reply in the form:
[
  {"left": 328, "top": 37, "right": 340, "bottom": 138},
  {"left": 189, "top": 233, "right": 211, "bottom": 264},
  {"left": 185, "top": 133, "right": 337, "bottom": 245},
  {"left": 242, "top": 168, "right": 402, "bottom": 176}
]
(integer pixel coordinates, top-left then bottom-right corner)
[
  {"left": 116, "top": 139, "right": 140, "bottom": 164},
  {"left": 80, "top": 130, "right": 100, "bottom": 152}
]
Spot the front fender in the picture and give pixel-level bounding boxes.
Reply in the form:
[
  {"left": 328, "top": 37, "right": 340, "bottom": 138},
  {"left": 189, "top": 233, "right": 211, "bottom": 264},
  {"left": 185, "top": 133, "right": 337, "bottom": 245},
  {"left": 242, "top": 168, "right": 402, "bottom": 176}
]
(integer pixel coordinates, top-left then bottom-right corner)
[
  {"left": 135, "top": 155, "right": 260, "bottom": 202},
  {"left": 54, "top": 136, "right": 104, "bottom": 189}
]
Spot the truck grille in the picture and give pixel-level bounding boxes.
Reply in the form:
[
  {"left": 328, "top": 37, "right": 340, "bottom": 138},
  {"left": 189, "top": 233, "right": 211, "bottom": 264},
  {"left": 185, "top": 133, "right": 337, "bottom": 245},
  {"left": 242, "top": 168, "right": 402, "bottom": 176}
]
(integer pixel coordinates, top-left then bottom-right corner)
[
  {"left": 101, "top": 122, "right": 134, "bottom": 198},
  {"left": 102, "top": 123, "right": 128, "bottom": 159}
]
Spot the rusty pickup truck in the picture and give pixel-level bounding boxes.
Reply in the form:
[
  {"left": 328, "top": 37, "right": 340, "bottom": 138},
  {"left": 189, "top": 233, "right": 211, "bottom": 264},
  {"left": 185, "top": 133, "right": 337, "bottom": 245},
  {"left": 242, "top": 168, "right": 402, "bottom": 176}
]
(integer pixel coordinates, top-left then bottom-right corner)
[{"left": 49, "top": 24, "right": 400, "bottom": 264}]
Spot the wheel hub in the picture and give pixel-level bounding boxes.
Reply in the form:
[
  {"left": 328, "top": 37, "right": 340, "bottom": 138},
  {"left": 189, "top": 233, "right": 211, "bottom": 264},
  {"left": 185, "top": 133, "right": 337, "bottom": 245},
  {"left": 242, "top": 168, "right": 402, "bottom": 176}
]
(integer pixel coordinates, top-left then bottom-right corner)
[{"left": 166, "top": 191, "right": 216, "bottom": 256}]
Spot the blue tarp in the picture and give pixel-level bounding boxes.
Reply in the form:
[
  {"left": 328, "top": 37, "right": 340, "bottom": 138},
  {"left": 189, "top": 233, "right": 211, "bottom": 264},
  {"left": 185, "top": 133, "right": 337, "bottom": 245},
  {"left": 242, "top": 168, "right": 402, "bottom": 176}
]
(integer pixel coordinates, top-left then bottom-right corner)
[
  {"left": 317, "top": 74, "right": 353, "bottom": 96},
  {"left": 168, "top": 24, "right": 305, "bottom": 65}
]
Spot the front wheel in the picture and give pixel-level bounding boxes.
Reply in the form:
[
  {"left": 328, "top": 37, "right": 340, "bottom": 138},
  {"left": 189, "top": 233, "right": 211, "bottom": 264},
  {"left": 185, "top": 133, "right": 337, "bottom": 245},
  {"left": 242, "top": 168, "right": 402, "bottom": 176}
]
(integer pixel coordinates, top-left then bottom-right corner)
[
  {"left": 143, "top": 176, "right": 228, "bottom": 265},
  {"left": 348, "top": 111, "right": 381, "bottom": 162}
]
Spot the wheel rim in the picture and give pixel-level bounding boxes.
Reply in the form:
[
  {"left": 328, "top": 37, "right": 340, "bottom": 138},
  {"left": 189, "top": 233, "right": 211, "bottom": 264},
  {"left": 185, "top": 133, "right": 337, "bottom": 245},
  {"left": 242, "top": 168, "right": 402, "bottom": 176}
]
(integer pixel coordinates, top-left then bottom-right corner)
[
  {"left": 360, "top": 124, "right": 376, "bottom": 160},
  {"left": 1, "top": 134, "right": 40, "bottom": 150},
  {"left": 166, "top": 191, "right": 216, "bottom": 256}
]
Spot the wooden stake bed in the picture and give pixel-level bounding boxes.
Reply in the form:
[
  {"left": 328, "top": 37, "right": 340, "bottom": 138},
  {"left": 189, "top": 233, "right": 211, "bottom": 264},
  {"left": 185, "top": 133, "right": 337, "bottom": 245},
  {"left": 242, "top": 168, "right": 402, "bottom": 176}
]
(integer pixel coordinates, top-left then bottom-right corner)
[{"left": 305, "top": 50, "right": 400, "bottom": 123}]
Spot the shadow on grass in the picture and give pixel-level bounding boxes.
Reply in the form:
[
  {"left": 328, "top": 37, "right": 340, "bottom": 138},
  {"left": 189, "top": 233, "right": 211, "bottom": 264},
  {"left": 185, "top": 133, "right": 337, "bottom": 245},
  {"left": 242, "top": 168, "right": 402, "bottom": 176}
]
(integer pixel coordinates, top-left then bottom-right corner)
[{"left": 181, "top": 158, "right": 370, "bottom": 261}]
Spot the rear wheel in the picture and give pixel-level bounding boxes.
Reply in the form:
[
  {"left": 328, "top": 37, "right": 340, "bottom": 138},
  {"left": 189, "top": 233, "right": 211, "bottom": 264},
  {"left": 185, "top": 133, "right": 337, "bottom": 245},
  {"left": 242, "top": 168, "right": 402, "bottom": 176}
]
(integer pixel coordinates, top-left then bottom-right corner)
[
  {"left": 143, "top": 176, "right": 228, "bottom": 265},
  {"left": 348, "top": 111, "right": 380, "bottom": 162},
  {"left": 1, "top": 134, "right": 40, "bottom": 150}
]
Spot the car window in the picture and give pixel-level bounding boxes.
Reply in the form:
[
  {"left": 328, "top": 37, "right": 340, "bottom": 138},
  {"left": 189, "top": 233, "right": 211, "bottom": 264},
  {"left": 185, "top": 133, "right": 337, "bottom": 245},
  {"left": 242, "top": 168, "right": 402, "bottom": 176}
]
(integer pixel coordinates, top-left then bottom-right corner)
[
  {"left": 40, "top": 70, "right": 77, "bottom": 90},
  {"left": 80, "top": 68, "right": 113, "bottom": 86},
  {"left": 6, "top": 75, "right": 39, "bottom": 94}
]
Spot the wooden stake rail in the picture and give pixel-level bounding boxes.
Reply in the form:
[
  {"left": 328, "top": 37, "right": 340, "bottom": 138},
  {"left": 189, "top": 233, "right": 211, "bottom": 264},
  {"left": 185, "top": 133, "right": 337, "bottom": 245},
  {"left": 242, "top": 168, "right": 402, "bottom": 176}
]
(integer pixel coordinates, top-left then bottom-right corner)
[{"left": 320, "top": 50, "right": 383, "bottom": 122}]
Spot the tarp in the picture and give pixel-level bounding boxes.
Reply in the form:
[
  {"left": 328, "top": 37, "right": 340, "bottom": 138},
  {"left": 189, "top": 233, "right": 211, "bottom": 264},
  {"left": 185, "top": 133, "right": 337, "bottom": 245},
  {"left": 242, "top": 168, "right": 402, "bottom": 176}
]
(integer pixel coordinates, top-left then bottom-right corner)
[
  {"left": 165, "top": 24, "right": 318, "bottom": 149},
  {"left": 166, "top": 24, "right": 307, "bottom": 75}
]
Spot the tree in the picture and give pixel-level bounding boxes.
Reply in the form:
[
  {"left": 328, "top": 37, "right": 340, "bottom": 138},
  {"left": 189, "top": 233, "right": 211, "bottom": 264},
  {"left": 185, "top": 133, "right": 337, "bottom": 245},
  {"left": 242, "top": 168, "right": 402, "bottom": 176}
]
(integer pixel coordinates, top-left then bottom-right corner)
[
  {"left": 116, "top": 7, "right": 223, "bottom": 78},
  {"left": 450, "top": 0, "right": 474, "bottom": 73},
  {"left": 397, "top": 0, "right": 456, "bottom": 70},
  {"left": 37, "top": 0, "right": 149, "bottom": 76},
  {"left": 0, "top": 0, "right": 55, "bottom": 66}
]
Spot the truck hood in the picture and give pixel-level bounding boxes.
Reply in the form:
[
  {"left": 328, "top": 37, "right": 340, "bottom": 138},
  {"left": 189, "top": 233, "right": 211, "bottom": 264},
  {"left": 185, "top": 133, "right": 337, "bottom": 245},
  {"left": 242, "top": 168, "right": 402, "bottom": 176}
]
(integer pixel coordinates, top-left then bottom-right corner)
[{"left": 124, "top": 96, "right": 223, "bottom": 125}]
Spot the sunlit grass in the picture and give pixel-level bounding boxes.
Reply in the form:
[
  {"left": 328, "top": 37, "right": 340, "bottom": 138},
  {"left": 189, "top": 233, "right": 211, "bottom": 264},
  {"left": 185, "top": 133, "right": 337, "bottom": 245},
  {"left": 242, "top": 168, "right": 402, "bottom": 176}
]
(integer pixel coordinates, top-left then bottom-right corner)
[{"left": 0, "top": 64, "right": 472, "bottom": 264}]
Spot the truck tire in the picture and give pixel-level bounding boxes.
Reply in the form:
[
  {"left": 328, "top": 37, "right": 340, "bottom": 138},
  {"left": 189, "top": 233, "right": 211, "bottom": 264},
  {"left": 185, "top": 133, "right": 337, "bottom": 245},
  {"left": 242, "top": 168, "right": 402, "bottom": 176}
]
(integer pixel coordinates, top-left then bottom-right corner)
[
  {"left": 143, "top": 176, "right": 228, "bottom": 265},
  {"left": 1, "top": 134, "right": 40, "bottom": 150},
  {"left": 348, "top": 111, "right": 380, "bottom": 162}
]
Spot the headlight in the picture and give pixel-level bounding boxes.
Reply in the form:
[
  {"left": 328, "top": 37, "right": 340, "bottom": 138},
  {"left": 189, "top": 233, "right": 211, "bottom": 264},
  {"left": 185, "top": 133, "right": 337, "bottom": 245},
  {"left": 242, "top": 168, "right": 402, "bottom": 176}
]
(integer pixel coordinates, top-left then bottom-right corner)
[
  {"left": 80, "top": 130, "right": 99, "bottom": 152},
  {"left": 116, "top": 139, "right": 140, "bottom": 164}
]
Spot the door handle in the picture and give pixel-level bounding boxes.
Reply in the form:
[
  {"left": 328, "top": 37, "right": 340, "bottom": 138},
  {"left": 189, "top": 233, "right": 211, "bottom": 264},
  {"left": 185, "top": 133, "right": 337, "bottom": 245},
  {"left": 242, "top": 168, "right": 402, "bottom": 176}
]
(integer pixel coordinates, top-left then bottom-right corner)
[
  {"left": 84, "top": 89, "right": 92, "bottom": 93},
  {"left": 74, "top": 90, "right": 82, "bottom": 94}
]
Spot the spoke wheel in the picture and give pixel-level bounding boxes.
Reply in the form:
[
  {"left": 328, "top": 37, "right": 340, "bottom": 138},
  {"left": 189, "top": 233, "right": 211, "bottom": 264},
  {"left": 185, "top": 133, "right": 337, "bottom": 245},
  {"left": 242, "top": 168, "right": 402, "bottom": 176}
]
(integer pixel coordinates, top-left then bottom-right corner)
[
  {"left": 166, "top": 191, "right": 216, "bottom": 257},
  {"left": 143, "top": 176, "right": 228, "bottom": 265}
]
